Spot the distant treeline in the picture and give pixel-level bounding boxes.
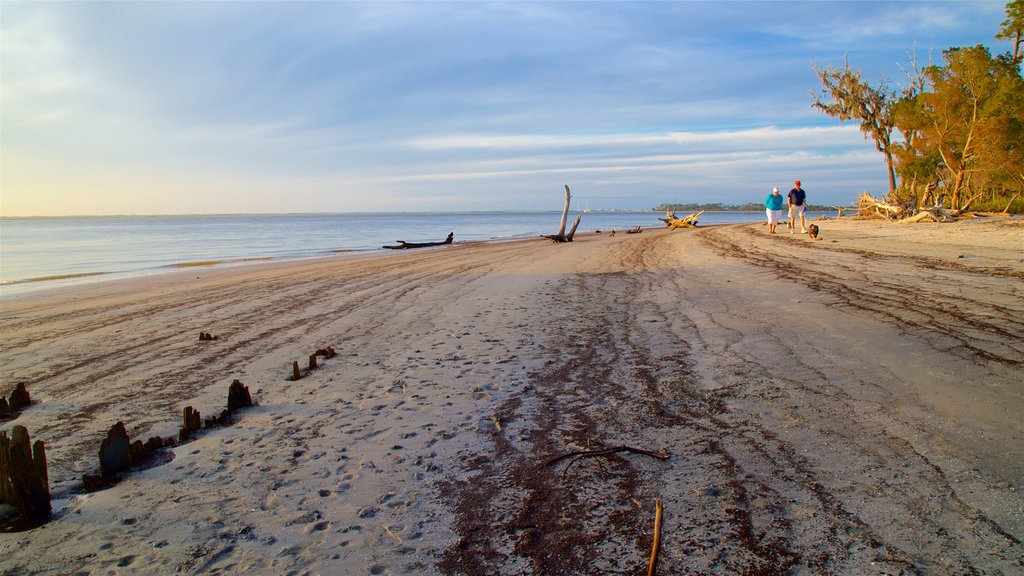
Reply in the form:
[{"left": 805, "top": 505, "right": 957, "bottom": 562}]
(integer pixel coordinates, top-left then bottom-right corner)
[{"left": 654, "top": 203, "right": 833, "bottom": 212}]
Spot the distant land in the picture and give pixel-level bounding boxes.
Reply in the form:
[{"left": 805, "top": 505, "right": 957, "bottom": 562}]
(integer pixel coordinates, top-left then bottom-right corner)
[{"left": 654, "top": 202, "right": 835, "bottom": 212}]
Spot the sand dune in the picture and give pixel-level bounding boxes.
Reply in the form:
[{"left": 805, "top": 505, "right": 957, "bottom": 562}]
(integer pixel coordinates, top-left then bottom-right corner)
[{"left": 1, "top": 218, "right": 1022, "bottom": 574}]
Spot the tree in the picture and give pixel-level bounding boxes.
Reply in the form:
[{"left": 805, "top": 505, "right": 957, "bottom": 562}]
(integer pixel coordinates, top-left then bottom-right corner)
[
  {"left": 996, "top": 0, "right": 1024, "bottom": 63},
  {"left": 811, "top": 60, "right": 898, "bottom": 195},
  {"left": 893, "top": 45, "right": 1024, "bottom": 211}
]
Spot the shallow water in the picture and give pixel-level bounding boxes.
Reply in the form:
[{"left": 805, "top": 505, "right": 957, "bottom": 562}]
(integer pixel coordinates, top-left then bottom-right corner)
[{"left": 1, "top": 211, "right": 824, "bottom": 296}]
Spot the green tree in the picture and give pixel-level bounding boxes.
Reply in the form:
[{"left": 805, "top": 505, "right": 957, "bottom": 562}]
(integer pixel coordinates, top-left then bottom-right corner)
[
  {"left": 893, "top": 45, "right": 1024, "bottom": 211},
  {"left": 996, "top": 0, "right": 1023, "bottom": 63},
  {"left": 811, "top": 60, "right": 898, "bottom": 195}
]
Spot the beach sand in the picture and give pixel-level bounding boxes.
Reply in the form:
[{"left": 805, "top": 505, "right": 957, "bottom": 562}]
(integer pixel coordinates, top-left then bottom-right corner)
[{"left": 1, "top": 217, "right": 1022, "bottom": 575}]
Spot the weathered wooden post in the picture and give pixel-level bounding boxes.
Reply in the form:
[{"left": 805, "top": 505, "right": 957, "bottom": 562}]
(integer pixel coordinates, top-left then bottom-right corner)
[
  {"left": 99, "top": 422, "right": 131, "bottom": 478},
  {"left": 292, "top": 361, "right": 302, "bottom": 381},
  {"left": 2, "top": 426, "right": 51, "bottom": 524},
  {"left": 0, "top": 430, "right": 13, "bottom": 504},
  {"left": 180, "top": 406, "right": 202, "bottom": 441},
  {"left": 8, "top": 383, "right": 31, "bottom": 412},
  {"left": 227, "top": 380, "right": 252, "bottom": 412}
]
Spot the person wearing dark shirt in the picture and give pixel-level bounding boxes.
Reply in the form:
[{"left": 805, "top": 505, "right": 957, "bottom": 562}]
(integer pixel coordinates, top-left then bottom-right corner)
[{"left": 788, "top": 180, "right": 808, "bottom": 234}]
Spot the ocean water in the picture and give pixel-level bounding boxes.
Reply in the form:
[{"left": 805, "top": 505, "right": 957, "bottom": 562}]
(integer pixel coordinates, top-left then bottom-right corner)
[{"left": 1, "top": 211, "right": 808, "bottom": 297}]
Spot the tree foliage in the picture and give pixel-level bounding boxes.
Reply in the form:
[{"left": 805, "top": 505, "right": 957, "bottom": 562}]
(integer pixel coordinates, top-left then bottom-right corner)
[
  {"left": 996, "top": 0, "right": 1023, "bottom": 63},
  {"left": 811, "top": 60, "right": 898, "bottom": 194},
  {"left": 892, "top": 45, "right": 1024, "bottom": 211}
]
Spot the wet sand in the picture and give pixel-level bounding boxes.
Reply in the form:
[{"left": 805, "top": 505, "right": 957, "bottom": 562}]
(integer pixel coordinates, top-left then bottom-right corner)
[{"left": 1, "top": 217, "right": 1022, "bottom": 575}]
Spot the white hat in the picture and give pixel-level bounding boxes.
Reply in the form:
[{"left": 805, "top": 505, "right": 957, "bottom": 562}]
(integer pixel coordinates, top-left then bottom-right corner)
[{"left": 772, "top": 186, "right": 779, "bottom": 192}]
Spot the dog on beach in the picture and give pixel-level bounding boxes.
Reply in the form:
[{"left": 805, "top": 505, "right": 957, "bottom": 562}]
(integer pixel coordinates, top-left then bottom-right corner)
[{"left": 807, "top": 224, "right": 819, "bottom": 239}]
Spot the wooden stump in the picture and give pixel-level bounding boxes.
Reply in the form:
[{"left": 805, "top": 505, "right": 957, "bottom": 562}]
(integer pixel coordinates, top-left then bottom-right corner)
[
  {"left": 99, "top": 422, "right": 131, "bottom": 478},
  {"left": 180, "top": 406, "right": 202, "bottom": 441},
  {"left": 8, "top": 383, "right": 31, "bottom": 412},
  {"left": 227, "top": 380, "right": 252, "bottom": 412},
  {"left": 1, "top": 426, "right": 51, "bottom": 525}
]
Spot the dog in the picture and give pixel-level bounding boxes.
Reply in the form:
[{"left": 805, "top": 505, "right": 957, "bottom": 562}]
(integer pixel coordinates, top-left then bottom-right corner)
[{"left": 807, "top": 224, "right": 820, "bottom": 239}]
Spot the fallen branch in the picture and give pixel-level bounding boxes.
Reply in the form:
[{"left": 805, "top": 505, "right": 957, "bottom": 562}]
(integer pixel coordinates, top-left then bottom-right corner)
[
  {"left": 1002, "top": 193, "right": 1021, "bottom": 214},
  {"left": 546, "top": 445, "right": 670, "bottom": 477},
  {"left": 647, "top": 499, "right": 664, "bottom": 576}
]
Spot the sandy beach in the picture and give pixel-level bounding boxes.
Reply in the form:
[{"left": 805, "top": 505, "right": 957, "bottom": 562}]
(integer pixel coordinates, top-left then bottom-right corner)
[{"left": 1, "top": 217, "right": 1022, "bottom": 575}]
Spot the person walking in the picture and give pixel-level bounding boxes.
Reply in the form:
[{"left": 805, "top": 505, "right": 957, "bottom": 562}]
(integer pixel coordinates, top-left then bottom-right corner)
[
  {"left": 788, "top": 180, "right": 808, "bottom": 234},
  {"left": 765, "top": 186, "right": 784, "bottom": 234}
]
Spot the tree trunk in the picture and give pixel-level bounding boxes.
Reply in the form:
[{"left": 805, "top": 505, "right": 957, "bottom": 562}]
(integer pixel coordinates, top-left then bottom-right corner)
[
  {"left": 885, "top": 151, "right": 897, "bottom": 195},
  {"left": 557, "top": 185, "right": 571, "bottom": 237}
]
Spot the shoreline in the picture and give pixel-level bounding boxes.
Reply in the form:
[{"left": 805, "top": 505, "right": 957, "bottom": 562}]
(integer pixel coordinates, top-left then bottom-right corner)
[
  {"left": 1, "top": 219, "right": 1021, "bottom": 574},
  {"left": 0, "top": 211, "right": 796, "bottom": 298}
]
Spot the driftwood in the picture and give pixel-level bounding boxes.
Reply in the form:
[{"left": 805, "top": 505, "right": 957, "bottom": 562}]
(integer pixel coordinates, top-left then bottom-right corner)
[
  {"left": 858, "top": 192, "right": 907, "bottom": 220},
  {"left": 830, "top": 205, "right": 852, "bottom": 218},
  {"left": 858, "top": 192, "right": 961, "bottom": 223},
  {"left": 383, "top": 232, "right": 454, "bottom": 250},
  {"left": 899, "top": 206, "right": 957, "bottom": 223},
  {"left": 647, "top": 499, "right": 664, "bottom": 576},
  {"left": 625, "top": 226, "right": 643, "bottom": 234},
  {"left": 546, "top": 185, "right": 583, "bottom": 242},
  {"left": 659, "top": 210, "right": 704, "bottom": 228}
]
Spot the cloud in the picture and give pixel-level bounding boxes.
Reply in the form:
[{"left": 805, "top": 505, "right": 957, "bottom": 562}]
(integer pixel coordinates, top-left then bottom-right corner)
[{"left": 0, "top": 1, "right": 1005, "bottom": 216}]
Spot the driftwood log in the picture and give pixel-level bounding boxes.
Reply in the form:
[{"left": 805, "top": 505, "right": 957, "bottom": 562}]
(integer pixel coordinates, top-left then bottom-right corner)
[
  {"left": 383, "top": 232, "right": 454, "bottom": 250},
  {"left": 659, "top": 210, "right": 704, "bottom": 228},
  {"left": 546, "top": 185, "right": 583, "bottom": 242}
]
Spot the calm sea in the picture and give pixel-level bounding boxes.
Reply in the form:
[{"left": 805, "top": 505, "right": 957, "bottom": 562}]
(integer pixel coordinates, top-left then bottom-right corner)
[{"left": 1, "top": 211, "right": 804, "bottom": 297}]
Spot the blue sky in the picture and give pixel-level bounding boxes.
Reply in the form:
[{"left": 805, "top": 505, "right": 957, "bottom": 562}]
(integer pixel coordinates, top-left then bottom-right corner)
[{"left": 0, "top": 1, "right": 1011, "bottom": 216}]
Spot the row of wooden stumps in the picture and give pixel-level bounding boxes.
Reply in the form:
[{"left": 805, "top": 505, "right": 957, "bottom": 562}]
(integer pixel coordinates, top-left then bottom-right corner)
[
  {"left": 291, "top": 347, "right": 336, "bottom": 381},
  {"left": 0, "top": 383, "right": 48, "bottom": 529},
  {"left": 0, "top": 426, "right": 50, "bottom": 528},
  {"left": 2, "top": 338, "right": 328, "bottom": 529},
  {"left": 82, "top": 380, "right": 253, "bottom": 492}
]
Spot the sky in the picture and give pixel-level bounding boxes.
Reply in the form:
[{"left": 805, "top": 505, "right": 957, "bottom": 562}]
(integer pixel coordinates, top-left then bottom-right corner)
[{"left": 0, "top": 1, "right": 1012, "bottom": 216}]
